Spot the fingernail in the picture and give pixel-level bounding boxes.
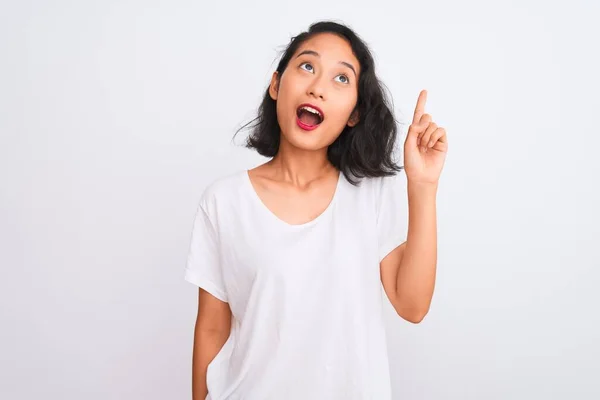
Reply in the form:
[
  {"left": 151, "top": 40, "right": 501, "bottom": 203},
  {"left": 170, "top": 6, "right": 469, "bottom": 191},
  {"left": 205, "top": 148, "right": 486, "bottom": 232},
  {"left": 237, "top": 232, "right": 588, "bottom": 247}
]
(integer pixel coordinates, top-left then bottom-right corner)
[{"left": 428, "top": 141, "right": 434, "bottom": 148}]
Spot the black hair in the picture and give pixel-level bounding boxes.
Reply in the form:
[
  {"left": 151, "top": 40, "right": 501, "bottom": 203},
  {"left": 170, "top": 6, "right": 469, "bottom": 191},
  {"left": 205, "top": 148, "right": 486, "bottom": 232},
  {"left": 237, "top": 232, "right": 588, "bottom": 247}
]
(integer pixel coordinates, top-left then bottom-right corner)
[{"left": 235, "top": 20, "right": 402, "bottom": 185}]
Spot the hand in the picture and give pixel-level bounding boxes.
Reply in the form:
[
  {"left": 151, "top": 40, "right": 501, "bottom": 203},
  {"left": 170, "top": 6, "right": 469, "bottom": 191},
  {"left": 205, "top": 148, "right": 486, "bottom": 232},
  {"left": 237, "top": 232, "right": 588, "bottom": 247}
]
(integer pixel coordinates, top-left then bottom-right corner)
[{"left": 403, "top": 90, "right": 448, "bottom": 185}]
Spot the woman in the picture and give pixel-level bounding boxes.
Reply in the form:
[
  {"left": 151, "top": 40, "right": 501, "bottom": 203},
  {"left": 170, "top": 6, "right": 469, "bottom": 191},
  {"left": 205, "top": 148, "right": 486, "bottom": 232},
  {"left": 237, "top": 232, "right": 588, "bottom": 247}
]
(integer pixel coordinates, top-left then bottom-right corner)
[{"left": 185, "top": 20, "right": 448, "bottom": 400}]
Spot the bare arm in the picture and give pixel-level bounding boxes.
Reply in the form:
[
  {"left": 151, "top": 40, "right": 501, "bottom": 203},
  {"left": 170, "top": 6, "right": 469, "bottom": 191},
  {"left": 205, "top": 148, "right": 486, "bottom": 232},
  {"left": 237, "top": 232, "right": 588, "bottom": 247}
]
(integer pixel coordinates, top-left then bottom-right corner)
[
  {"left": 192, "top": 288, "right": 232, "bottom": 400},
  {"left": 380, "top": 181, "right": 437, "bottom": 324},
  {"left": 380, "top": 90, "right": 446, "bottom": 324}
]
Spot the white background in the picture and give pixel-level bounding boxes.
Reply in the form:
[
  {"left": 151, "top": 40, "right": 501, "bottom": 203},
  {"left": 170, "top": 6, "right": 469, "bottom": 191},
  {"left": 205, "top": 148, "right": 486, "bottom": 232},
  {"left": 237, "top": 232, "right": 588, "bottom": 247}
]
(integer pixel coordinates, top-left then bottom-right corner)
[{"left": 1, "top": 0, "right": 599, "bottom": 399}]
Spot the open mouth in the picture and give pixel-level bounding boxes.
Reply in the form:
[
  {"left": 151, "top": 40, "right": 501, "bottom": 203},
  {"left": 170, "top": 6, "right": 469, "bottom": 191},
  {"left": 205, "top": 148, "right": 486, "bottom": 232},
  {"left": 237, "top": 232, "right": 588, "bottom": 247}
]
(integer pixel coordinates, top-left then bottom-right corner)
[{"left": 296, "top": 104, "right": 324, "bottom": 130}]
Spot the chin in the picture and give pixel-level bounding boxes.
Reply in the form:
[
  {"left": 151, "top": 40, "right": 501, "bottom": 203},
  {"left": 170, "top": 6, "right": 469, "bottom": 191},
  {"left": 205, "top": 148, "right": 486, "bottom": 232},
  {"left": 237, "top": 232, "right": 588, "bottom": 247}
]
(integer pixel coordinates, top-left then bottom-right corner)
[{"left": 283, "top": 130, "right": 334, "bottom": 152}]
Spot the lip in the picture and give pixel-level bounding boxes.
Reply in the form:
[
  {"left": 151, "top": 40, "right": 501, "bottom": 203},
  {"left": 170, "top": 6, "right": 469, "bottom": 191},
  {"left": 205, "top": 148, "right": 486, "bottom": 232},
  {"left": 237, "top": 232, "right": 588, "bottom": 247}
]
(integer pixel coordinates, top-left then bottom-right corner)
[{"left": 296, "top": 103, "right": 325, "bottom": 131}]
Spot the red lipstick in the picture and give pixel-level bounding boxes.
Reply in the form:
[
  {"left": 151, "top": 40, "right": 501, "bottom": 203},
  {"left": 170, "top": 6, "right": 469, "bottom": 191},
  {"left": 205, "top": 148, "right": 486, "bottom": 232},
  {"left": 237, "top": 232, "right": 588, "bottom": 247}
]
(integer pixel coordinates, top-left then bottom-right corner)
[{"left": 296, "top": 103, "right": 324, "bottom": 131}]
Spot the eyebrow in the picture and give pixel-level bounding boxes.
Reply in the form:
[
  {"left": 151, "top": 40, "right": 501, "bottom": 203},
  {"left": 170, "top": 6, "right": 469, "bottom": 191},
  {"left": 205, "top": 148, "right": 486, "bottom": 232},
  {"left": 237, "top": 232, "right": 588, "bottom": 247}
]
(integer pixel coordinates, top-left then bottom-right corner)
[{"left": 295, "top": 50, "right": 357, "bottom": 78}]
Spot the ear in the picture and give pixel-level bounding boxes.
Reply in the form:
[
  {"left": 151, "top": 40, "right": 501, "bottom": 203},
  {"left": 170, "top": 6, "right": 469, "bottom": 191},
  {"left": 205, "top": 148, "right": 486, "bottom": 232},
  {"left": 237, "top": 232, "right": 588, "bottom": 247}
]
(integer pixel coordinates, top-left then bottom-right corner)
[
  {"left": 268, "top": 71, "right": 280, "bottom": 100},
  {"left": 347, "top": 109, "right": 360, "bottom": 127}
]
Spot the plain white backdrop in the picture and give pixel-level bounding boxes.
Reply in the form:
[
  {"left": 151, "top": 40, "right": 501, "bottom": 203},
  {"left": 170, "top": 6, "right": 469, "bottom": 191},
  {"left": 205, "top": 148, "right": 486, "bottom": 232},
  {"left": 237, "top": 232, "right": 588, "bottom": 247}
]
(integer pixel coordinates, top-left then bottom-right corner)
[{"left": 1, "top": 0, "right": 599, "bottom": 399}]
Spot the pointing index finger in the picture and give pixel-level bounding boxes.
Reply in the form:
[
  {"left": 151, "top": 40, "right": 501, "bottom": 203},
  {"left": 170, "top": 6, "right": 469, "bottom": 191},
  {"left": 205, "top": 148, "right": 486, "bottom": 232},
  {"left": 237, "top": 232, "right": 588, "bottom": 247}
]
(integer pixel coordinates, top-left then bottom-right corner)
[{"left": 412, "top": 90, "right": 428, "bottom": 125}]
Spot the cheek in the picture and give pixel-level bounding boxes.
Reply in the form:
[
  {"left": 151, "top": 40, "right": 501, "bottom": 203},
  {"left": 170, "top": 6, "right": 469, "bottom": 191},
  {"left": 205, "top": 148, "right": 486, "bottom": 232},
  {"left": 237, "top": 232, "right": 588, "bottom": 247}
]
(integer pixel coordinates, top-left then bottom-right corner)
[
  {"left": 275, "top": 80, "right": 298, "bottom": 116},
  {"left": 276, "top": 98, "right": 295, "bottom": 127},
  {"left": 278, "top": 72, "right": 303, "bottom": 97},
  {"left": 329, "top": 96, "right": 357, "bottom": 125}
]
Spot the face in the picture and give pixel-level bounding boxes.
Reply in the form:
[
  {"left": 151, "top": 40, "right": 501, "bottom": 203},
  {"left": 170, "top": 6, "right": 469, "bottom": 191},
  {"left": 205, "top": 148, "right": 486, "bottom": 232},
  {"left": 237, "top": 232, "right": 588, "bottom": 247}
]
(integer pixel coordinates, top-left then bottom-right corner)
[{"left": 269, "top": 33, "right": 360, "bottom": 152}]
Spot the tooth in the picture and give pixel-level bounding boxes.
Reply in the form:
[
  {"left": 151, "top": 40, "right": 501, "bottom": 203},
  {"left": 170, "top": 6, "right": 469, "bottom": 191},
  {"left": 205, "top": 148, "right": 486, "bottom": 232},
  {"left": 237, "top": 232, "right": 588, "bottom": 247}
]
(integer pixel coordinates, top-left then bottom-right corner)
[{"left": 302, "top": 106, "right": 321, "bottom": 116}]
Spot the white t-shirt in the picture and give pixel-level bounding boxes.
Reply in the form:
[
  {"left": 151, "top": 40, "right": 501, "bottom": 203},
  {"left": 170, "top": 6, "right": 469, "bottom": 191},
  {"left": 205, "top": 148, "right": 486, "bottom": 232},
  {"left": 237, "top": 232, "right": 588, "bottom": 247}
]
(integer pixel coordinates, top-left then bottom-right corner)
[{"left": 185, "top": 169, "right": 408, "bottom": 400}]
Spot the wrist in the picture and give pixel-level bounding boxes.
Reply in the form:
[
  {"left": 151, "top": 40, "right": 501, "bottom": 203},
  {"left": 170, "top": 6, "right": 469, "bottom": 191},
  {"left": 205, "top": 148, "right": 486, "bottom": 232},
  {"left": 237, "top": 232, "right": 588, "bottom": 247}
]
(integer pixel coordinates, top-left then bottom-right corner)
[{"left": 407, "top": 179, "right": 438, "bottom": 193}]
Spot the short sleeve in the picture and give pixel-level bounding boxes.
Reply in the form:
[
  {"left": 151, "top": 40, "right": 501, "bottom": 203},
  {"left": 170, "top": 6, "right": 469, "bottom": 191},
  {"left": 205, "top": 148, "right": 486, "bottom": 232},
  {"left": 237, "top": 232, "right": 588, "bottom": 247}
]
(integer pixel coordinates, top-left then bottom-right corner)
[
  {"left": 376, "top": 172, "right": 408, "bottom": 262},
  {"left": 184, "top": 202, "right": 228, "bottom": 302}
]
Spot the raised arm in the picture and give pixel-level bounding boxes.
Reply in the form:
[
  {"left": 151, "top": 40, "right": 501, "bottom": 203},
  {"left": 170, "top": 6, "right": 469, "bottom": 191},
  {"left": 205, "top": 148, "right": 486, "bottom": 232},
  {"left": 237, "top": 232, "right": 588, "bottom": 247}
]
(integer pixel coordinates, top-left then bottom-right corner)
[{"left": 380, "top": 90, "right": 448, "bottom": 323}]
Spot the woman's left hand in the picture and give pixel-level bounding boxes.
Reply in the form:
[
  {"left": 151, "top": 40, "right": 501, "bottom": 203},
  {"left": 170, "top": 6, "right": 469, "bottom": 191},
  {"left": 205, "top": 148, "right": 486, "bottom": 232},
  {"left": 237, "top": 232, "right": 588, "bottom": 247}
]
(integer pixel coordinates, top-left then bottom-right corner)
[{"left": 403, "top": 90, "right": 448, "bottom": 185}]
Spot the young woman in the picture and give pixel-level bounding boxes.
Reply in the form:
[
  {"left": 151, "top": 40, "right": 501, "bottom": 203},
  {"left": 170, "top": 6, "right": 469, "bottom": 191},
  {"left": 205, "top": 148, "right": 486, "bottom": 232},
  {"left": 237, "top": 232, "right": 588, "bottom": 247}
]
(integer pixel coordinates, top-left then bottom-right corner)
[{"left": 185, "top": 21, "right": 448, "bottom": 400}]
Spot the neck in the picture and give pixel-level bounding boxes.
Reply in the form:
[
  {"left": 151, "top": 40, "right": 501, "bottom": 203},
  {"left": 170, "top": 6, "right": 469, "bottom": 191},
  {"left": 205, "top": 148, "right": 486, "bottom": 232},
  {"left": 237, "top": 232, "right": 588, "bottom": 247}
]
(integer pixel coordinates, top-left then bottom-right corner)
[{"left": 269, "top": 140, "right": 336, "bottom": 186}]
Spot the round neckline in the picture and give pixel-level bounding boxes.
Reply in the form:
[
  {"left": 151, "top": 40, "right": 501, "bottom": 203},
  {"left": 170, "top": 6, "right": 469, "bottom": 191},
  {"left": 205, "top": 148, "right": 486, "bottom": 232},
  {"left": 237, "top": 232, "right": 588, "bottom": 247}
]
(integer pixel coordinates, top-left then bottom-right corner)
[{"left": 242, "top": 169, "right": 343, "bottom": 229}]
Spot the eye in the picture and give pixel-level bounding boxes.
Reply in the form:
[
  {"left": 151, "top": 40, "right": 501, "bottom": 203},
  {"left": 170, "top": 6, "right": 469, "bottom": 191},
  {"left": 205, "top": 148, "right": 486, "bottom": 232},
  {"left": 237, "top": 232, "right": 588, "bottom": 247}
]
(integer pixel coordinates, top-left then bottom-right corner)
[
  {"left": 335, "top": 74, "right": 350, "bottom": 84},
  {"left": 299, "top": 62, "right": 314, "bottom": 73}
]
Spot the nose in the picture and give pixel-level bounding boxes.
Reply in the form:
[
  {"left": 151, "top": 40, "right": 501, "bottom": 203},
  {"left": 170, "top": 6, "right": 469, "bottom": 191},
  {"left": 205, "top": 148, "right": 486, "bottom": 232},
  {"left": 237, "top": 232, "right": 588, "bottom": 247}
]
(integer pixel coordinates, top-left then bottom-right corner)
[{"left": 307, "top": 75, "right": 326, "bottom": 101}]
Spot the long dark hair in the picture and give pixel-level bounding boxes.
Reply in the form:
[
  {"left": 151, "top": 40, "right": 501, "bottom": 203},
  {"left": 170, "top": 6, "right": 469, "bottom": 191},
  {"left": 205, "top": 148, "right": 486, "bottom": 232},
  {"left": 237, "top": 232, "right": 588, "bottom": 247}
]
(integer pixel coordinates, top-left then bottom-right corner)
[{"left": 235, "top": 20, "right": 402, "bottom": 185}]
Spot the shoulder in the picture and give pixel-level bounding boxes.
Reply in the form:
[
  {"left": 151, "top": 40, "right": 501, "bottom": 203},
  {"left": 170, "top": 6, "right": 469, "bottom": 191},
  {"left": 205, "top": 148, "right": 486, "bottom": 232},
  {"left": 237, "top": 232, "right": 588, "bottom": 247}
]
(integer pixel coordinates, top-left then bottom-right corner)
[
  {"left": 349, "top": 172, "right": 407, "bottom": 218},
  {"left": 348, "top": 170, "right": 406, "bottom": 196},
  {"left": 337, "top": 171, "right": 406, "bottom": 216},
  {"left": 197, "top": 170, "right": 247, "bottom": 211},
  {"left": 373, "top": 170, "right": 407, "bottom": 193}
]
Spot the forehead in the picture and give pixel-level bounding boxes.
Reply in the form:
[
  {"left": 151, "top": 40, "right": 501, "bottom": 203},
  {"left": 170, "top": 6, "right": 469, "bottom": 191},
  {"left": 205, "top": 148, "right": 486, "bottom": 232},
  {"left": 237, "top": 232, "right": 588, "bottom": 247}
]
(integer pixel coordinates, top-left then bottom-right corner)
[{"left": 294, "top": 33, "right": 360, "bottom": 71}]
